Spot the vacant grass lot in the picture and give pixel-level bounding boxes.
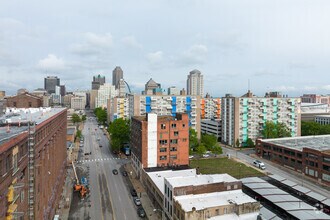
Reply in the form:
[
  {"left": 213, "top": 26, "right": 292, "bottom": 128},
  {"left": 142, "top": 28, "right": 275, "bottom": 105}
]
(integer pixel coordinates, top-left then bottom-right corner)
[{"left": 190, "top": 157, "right": 265, "bottom": 179}]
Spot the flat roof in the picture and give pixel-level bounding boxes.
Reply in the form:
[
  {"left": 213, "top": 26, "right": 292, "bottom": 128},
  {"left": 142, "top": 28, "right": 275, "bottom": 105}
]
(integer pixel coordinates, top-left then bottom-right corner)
[
  {"left": 208, "top": 212, "right": 260, "bottom": 220},
  {"left": 174, "top": 190, "right": 257, "bottom": 212},
  {"left": 259, "top": 206, "right": 281, "bottom": 220},
  {"left": 146, "top": 169, "right": 196, "bottom": 195},
  {"left": 0, "top": 108, "right": 66, "bottom": 145},
  {"left": 315, "top": 115, "right": 330, "bottom": 118},
  {"left": 287, "top": 210, "right": 330, "bottom": 220},
  {"left": 166, "top": 173, "right": 238, "bottom": 188},
  {"left": 261, "top": 135, "right": 330, "bottom": 152}
]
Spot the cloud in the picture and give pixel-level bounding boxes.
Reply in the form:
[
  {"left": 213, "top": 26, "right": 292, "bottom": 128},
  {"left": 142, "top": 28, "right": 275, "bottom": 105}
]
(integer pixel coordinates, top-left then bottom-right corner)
[
  {"left": 253, "top": 69, "right": 277, "bottom": 77},
  {"left": 273, "top": 86, "right": 297, "bottom": 92},
  {"left": 177, "top": 44, "right": 208, "bottom": 66},
  {"left": 37, "top": 54, "right": 66, "bottom": 71},
  {"left": 321, "top": 85, "right": 330, "bottom": 91},
  {"left": 71, "top": 32, "right": 113, "bottom": 56},
  {"left": 121, "top": 36, "right": 142, "bottom": 49},
  {"left": 147, "top": 51, "right": 163, "bottom": 65},
  {"left": 303, "top": 86, "right": 318, "bottom": 91},
  {"left": 288, "top": 62, "right": 314, "bottom": 69},
  {"left": 0, "top": 18, "right": 24, "bottom": 30}
]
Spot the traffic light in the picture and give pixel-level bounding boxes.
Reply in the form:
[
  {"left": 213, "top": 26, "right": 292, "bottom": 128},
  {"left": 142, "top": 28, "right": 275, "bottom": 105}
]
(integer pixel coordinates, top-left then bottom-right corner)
[{"left": 6, "top": 185, "right": 14, "bottom": 203}]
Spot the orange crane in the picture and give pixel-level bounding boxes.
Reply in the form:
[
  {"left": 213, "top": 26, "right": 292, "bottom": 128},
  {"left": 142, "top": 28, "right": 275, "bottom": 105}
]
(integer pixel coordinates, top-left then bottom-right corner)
[{"left": 72, "top": 162, "right": 89, "bottom": 198}]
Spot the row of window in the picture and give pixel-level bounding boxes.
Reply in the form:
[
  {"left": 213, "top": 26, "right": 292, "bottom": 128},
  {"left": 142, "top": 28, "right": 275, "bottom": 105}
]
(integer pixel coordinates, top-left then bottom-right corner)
[
  {"left": 160, "top": 155, "right": 177, "bottom": 160},
  {"left": 159, "top": 139, "right": 187, "bottom": 145},
  {"left": 160, "top": 147, "right": 177, "bottom": 152},
  {"left": 160, "top": 123, "right": 186, "bottom": 129}
]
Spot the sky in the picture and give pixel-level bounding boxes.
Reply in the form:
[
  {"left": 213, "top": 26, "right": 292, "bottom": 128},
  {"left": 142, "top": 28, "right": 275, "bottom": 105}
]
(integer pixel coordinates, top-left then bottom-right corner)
[{"left": 1, "top": 0, "right": 330, "bottom": 97}]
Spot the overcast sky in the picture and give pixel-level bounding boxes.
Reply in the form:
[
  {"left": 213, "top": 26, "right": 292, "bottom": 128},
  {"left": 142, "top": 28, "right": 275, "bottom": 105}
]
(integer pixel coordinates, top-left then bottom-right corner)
[{"left": 1, "top": 0, "right": 330, "bottom": 97}]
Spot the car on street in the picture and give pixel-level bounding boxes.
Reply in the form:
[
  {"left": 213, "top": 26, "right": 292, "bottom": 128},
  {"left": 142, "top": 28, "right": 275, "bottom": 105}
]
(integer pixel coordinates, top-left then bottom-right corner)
[
  {"left": 189, "top": 155, "right": 194, "bottom": 159},
  {"left": 253, "top": 160, "right": 266, "bottom": 170},
  {"left": 99, "top": 145, "right": 102, "bottom": 148},
  {"left": 133, "top": 197, "right": 141, "bottom": 206},
  {"left": 137, "top": 207, "right": 146, "bottom": 218},
  {"left": 131, "top": 189, "right": 137, "bottom": 197},
  {"left": 112, "top": 169, "right": 118, "bottom": 175},
  {"left": 122, "top": 171, "right": 128, "bottom": 176},
  {"left": 202, "top": 154, "right": 210, "bottom": 158}
]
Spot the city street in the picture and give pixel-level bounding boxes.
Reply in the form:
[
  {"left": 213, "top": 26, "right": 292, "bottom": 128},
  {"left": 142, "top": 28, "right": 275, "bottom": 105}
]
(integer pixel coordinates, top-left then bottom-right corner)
[
  {"left": 222, "top": 146, "right": 330, "bottom": 197},
  {"left": 68, "top": 114, "right": 139, "bottom": 220}
]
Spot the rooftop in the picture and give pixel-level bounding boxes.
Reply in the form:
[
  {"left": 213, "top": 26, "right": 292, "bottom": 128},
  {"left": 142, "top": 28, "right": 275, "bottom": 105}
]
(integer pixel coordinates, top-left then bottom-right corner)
[
  {"left": 0, "top": 107, "right": 66, "bottom": 145},
  {"left": 260, "top": 135, "right": 330, "bottom": 152},
  {"left": 146, "top": 169, "right": 196, "bottom": 195},
  {"left": 174, "top": 190, "right": 257, "bottom": 212},
  {"left": 208, "top": 212, "right": 260, "bottom": 220},
  {"left": 166, "top": 173, "right": 238, "bottom": 188}
]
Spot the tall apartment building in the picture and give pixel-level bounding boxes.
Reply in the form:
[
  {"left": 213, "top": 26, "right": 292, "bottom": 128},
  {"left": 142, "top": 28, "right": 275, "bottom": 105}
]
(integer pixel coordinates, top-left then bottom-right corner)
[
  {"left": 112, "top": 66, "right": 123, "bottom": 89},
  {"left": 201, "top": 98, "right": 221, "bottom": 119},
  {"left": 44, "top": 76, "right": 60, "bottom": 94},
  {"left": 71, "top": 96, "right": 86, "bottom": 110},
  {"left": 128, "top": 94, "right": 200, "bottom": 134},
  {"left": 186, "top": 69, "right": 203, "bottom": 97},
  {"left": 130, "top": 113, "right": 189, "bottom": 176},
  {"left": 108, "top": 97, "right": 130, "bottom": 122},
  {"left": 117, "top": 79, "right": 126, "bottom": 97},
  {"left": 301, "top": 94, "right": 330, "bottom": 104},
  {"left": 96, "top": 83, "right": 116, "bottom": 108},
  {"left": 91, "top": 74, "right": 105, "bottom": 90},
  {"left": 0, "top": 108, "right": 67, "bottom": 220},
  {"left": 222, "top": 92, "right": 301, "bottom": 146}
]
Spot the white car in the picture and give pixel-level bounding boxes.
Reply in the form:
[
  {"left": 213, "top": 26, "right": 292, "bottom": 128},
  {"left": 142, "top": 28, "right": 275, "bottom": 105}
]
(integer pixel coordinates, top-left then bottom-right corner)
[
  {"left": 189, "top": 155, "right": 194, "bottom": 159},
  {"left": 253, "top": 160, "right": 266, "bottom": 170},
  {"left": 203, "top": 154, "right": 210, "bottom": 158}
]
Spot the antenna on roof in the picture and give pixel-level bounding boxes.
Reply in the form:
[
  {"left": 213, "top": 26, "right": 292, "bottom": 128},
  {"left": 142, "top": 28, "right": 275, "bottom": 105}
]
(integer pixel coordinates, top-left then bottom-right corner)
[
  {"left": 6, "top": 124, "right": 10, "bottom": 133},
  {"left": 248, "top": 79, "right": 250, "bottom": 92}
]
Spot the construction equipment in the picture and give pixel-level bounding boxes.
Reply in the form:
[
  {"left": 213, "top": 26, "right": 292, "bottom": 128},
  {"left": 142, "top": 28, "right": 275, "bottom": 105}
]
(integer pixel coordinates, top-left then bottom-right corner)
[{"left": 72, "top": 161, "right": 89, "bottom": 198}]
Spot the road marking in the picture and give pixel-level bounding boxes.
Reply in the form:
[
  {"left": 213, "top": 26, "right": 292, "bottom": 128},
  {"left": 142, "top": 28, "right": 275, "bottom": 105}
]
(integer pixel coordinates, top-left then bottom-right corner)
[{"left": 76, "top": 157, "right": 122, "bottom": 164}]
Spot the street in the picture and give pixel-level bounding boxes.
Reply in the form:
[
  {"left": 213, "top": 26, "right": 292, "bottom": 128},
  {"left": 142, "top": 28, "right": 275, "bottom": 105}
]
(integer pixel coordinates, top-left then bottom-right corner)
[
  {"left": 68, "top": 114, "right": 139, "bottom": 220},
  {"left": 222, "top": 146, "right": 330, "bottom": 197}
]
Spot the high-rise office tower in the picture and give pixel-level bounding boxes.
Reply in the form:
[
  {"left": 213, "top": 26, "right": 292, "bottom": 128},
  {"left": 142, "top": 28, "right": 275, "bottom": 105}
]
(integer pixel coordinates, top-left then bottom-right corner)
[
  {"left": 112, "top": 66, "right": 123, "bottom": 89},
  {"left": 186, "top": 69, "right": 203, "bottom": 97},
  {"left": 44, "top": 76, "right": 60, "bottom": 94},
  {"left": 92, "top": 74, "right": 105, "bottom": 90}
]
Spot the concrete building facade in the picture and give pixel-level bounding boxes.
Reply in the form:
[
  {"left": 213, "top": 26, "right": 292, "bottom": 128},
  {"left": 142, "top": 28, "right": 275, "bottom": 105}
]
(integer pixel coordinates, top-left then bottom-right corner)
[
  {"left": 108, "top": 97, "right": 130, "bottom": 122},
  {"left": 222, "top": 93, "right": 301, "bottom": 146},
  {"left": 201, "top": 98, "right": 221, "bottom": 120},
  {"left": 186, "top": 69, "right": 203, "bottom": 97},
  {"left": 315, "top": 115, "right": 330, "bottom": 125},
  {"left": 301, "top": 94, "right": 330, "bottom": 104},
  {"left": 112, "top": 66, "right": 123, "bottom": 89},
  {"left": 201, "top": 119, "right": 222, "bottom": 141},
  {"left": 130, "top": 113, "right": 189, "bottom": 176},
  {"left": 0, "top": 108, "right": 67, "bottom": 220},
  {"left": 96, "top": 83, "right": 116, "bottom": 108},
  {"left": 168, "top": 87, "right": 180, "bottom": 96},
  {"left": 91, "top": 74, "right": 105, "bottom": 90},
  {"left": 44, "top": 76, "right": 60, "bottom": 94}
]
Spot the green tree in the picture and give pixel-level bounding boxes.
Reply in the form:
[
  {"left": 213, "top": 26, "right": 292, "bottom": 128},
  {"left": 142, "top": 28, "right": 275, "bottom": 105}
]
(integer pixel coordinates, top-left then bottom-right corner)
[
  {"left": 262, "top": 121, "right": 291, "bottom": 139},
  {"left": 82, "top": 115, "right": 87, "bottom": 122},
  {"left": 235, "top": 139, "right": 240, "bottom": 148},
  {"left": 301, "top": 121, "right": 321, "bottom": 136},
  {"left": 76, "top": 129, "right": 82, "bottom": 139},
  {"left": 94, "top": 107, "right": 107, "bottom": 125},
  {"left": 108, "top": 118, "right": 130, "bottom": 151},
  {"left": 196, "top": 144, "right": 206, "bottom": 155},
  {"left": 246, "top": 138, "right": 255, "bottom": 148},
  {"left": 211, "top": 145, "right": 223, "bottom": 154},
  {"left": 201, "top": 133, "right": 217, "bottom": 150},
  {"left": 72, "top": 113, "right": 81, "bottom": 124},
  {"left": 189, "top": 128, "right": 199, "bottom": 152}
]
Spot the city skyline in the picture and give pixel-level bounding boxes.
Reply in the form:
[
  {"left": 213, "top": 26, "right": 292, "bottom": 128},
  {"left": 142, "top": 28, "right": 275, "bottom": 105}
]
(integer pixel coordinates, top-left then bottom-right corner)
[{"left": 2, "top": 0, "right": 330, "bottom": 97}]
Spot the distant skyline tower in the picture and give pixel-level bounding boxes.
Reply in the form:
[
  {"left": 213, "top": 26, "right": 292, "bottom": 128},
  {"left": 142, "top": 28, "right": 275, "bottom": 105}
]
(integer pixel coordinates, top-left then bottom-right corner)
[
  {"left": 44, "top": 76, "right": 60, "bottom": 94},
  {"left": 92, "top": 74, "right": 105, "bottom": 90},
  {"left": 186, "top": 69, "right": 204, "bottom": 97},
  {"left": 112, "top": 66, "right": 124, "bottom": 89}
]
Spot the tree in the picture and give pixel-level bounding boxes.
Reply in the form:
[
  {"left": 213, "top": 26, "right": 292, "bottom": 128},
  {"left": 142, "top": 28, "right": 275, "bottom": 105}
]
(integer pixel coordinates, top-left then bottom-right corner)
[
  {"left": 94, "top": 107, "right": 107, "bottom": 125},
  {"left": 201, "top": 133, "right": 217, "bottom": 150},
  {"left": 76, "top": 129, "right": 82, "bottom": 140},
  {"left": 262, "top": 121, "right": 291, "bottom": 139},
  {"left": 189, "top": 128, "right": 199, "bottom": 152},
  {"left": 82, "top": 115, "right": 87, "bottom": 122},
  {"left": 196, "top": 144, "right": 206, "bottom": 155},
  {"left": 211, "top": 145, "right": 223, "bottom": 154},
  {"left": 72, "top": 113, "right": 81, "bottom": 124},
  {"left": 246, "top": 138, "right": 255, "bottom": 148},
  {"left": 108, "top": 118, "right": 130, "bottom": 151},
  {"left": 235, "top": 139, "right": 240, "bottom": 148}
]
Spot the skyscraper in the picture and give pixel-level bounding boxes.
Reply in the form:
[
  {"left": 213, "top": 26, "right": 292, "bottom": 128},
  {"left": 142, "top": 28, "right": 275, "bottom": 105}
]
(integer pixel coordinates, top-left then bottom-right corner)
[
  {"left": 112, "top": 66, "right": 123, "bottom": 89},
  {"left": 92, "top": 74, "right": 105, "bottom": 90},
  {"left": 186, "top": 69, "right": 204, "bottom": 97},
  {"left": 44, "top": 76, "right": 60, "bottom": 94}
]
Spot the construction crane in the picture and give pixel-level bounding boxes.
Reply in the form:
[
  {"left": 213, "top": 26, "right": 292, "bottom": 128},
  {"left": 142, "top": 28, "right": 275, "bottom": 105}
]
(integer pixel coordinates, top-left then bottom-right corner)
[{"left": 72, "top": 162, "right": 89, "bottom": 198}]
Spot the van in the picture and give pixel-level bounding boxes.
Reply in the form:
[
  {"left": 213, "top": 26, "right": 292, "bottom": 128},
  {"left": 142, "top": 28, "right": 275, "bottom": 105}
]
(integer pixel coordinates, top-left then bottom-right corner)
[{"left": 253, "top": 160, "right": 266, "bottom": 170}]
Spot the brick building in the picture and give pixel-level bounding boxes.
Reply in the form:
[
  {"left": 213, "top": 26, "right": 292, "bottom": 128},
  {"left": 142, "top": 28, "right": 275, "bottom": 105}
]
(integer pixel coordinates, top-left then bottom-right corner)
[
  {"left": 256, "top": 135, "right": 330, "bottom": 186},
  {"left": 0, "top": 108, "right": 67, "bottom": 219},
  {"left": 6, "top": 93, "right": 43, "bottom": 108},
  {"left": 130, "top": 113, "right": 189, "bottom": 177}
]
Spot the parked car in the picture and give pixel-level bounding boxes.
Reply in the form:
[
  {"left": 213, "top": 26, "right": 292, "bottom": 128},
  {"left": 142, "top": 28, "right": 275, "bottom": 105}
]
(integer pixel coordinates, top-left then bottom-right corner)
[
  {"left": 99, "top": 145, "right": 102, "bottom": 148},
  {"left": 137, "top": 207, "right": 146, "bottom": 218},
  {"left": 133, "top": 197, "right": 141, "bottom": 206},
  {"left": 202, "top": 154, "right": 210, "bottom": 158},
  {"left": 131, "top": 189, "right": 137, "bottom": 197},
  {"left": 253, "top": 160, "right": 266, "bottom": 170},
  {"left": 112, "top": 169, "right": 118, "bottom": 175}
]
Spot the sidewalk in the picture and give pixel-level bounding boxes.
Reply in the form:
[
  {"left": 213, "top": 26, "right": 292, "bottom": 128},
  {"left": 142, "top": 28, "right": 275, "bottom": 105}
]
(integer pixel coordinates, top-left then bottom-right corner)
[{"left": 125, "top": 163, "right": 162, "bottom": 220}]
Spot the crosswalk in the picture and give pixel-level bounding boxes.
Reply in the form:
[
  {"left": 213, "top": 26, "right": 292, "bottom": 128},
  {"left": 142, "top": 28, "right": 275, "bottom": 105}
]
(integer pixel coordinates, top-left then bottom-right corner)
[{"left": 76, "top": 157, "right": 123, "bottom": 163}]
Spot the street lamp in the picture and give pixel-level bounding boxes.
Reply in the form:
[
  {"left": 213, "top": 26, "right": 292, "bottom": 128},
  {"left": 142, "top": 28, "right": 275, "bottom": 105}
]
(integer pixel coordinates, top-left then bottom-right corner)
[{"left": 153, "top": 208, "right": 165, "bottom": 220}]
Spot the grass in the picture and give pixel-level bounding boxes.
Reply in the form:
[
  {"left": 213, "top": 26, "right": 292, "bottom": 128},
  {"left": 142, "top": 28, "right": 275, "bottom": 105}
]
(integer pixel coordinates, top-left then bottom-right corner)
[{"left": 189, "top": 157, "right": 265, "bottom": 179}]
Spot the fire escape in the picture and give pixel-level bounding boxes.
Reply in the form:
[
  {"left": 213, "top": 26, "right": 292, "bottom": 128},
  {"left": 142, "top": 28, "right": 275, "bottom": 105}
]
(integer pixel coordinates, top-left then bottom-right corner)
[{"left": 28, "top": 122, "right": 36, "bottom": 220}]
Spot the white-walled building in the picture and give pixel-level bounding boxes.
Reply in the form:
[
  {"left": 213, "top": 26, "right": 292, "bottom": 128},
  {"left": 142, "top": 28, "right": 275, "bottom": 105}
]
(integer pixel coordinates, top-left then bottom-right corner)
[
  {"left": 96, "top": 83, "right": 116, "bottom": 108},
  {"left": 222, "top": 92, "right": 301, "bottom": 146},
  {"left": 71, "top": 96, "right": 86, "bottom": 110},
  {"left": 201, "top": 98, "right": 221, "bottom": 119},
  {"left": 187, "top": 69, "right": 204, "bottom": 97}
]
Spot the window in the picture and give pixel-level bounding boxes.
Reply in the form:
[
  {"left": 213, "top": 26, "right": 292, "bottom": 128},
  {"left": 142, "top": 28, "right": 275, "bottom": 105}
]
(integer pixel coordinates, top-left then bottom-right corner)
[
  {"left": 171, "top": 123, "right": 177, "bottom": 128},
  {"left": 159, "top": 140, "right": 168, "bottom": 145},
  {"left": 161, "top": 124, "right": 166, "bottom": 129},
  {"left": 182, "top": 138, "right": 187, "bottom": 142},
  {"left": 170, "top": 155, "right": 177, "bottom": 159},
  {"left": 170, "top": 139, "right": 178, "bottom": 144},
  {"left": 182, "top": 124, "right": 186, "bottom": 128},
  {"left": 160, "top": 156, "right": 167, "bottom": 160},
  {"left": 6, "top": 155, "right": 11, "bottom": 172},
  {"left": 20, "top": 190, "right": 24, "bottom": 203},
  {"left": 174, "top": 131, "right": 179, "bottom": 136},
  {"left": 13, "top": 154, "right": 18, "bottom": 172},
  {"left": 160, "top": 148, "right": 167, "bottom": 152},
  {"left": 170, "top": 147, "right": 177, "bottom": 152},
  {"left": 13, "top": 102, "right": 17, "bottom": 107},
  {"left": 29, "top": 102, "right": 32, "bottom": 107}
]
